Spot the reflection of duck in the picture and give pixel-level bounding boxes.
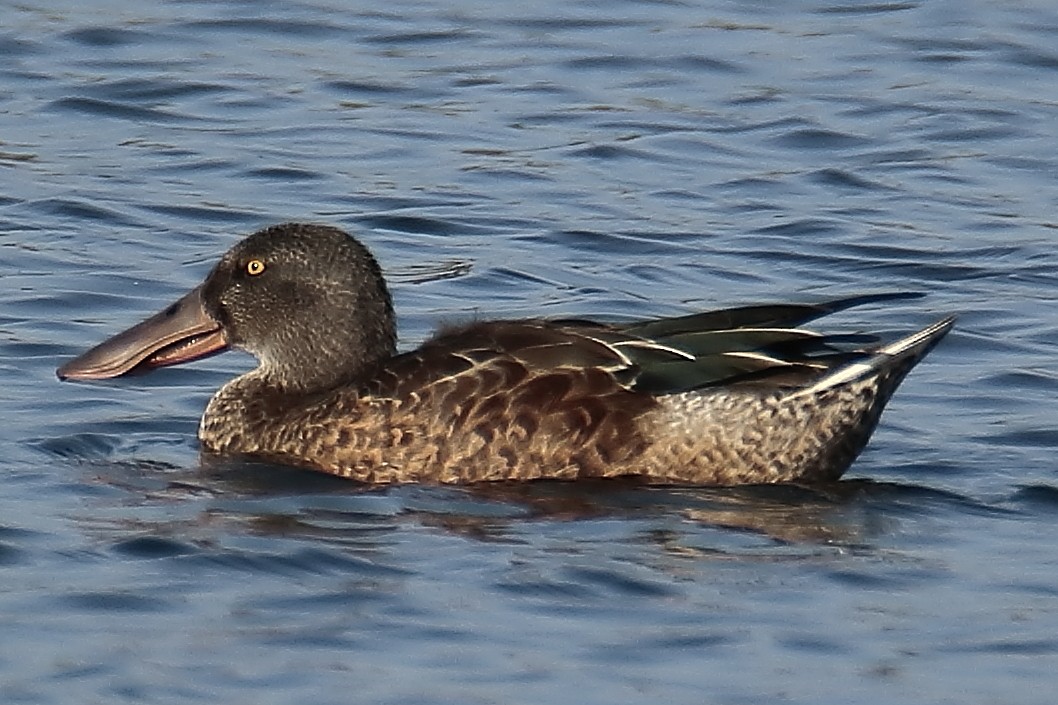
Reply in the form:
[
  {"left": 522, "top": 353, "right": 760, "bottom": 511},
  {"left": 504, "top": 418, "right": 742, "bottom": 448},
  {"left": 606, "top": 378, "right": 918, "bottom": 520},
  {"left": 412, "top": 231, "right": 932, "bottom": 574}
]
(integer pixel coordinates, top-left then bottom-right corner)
[{"left": 57, "top": 223, "right": 954, "bottom": 485}]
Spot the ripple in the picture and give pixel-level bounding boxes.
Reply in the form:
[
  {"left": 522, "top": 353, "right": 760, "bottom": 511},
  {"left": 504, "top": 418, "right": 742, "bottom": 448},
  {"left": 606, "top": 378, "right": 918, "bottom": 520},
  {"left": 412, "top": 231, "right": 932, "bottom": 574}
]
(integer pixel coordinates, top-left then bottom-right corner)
[
  {"left": 322, "top": 79, "right": 413, "bottom": 96},
  {"left": 0, "top": 35, "right": 41, "bottom": 57},
  {"left": 136, "top": 203, "right": 260, "bottom": 223},
  {"left": 30, "top": 433, "right": 123, "bottom": 460},
  {"left": 502, "top": 16, "right": 648, "bottom": 30},
  {"left": 977, "top": 428, "right": 1058, "bottom": 449},
  {"left": 771, "top": 128, "right": 873, "bottom": 150},
  {"left": 924, "top": 125, "right": 1023, "bottom": 143},
  {"left": 90, "top": 78, "right": 229, "bottom": 101},
  {"left": 817, "top": 3, "right": 918, "bottom": 14},
  {"left": 564, "top": 55, "right": 742, "bottom": 73},
  {"left": 752, "top": 218, "right": 844, "bottom": 237},
  {"left": 25, "top": 198, "right": 142, "bottom": 227},
  {"left": 585, "top": 627, "right": 740, "bottom": 666},
  {"left": 809, "top": 168, "right": 894, "bottom": 191},
  {"left": 243, "top": 166, "right": 322, "bottom": 181},
  {"left": 186, "top": 546, "right": 406, "bottom": 578},
  {"left": 48, "top": 96, "right": 192, "bottom": 123},
  {"left": 824, "top": 565, "right": 943, "bottom": 590},
  {"left": 1009, "top": 485, "right": 1058, "bottom": 513},
  {"left": 939, "top": 637, "right": 1058, "bottom": 656},
  {"left": 1004, "top": 46, "right": 1058, "bottom": 70},
  {"left": 363, "top": 29, "right": 478, "bottom": 45},
  {"left": 178, "top": 18, "right": 347, "bottom": 38},
  {"left": 0, "top": 542, "right": 27, "bottom": 566},
  {"left": 358, "top": 214, "right": 467, "bottom": 236},
  {"left": 62, "top": 27, "right": 157, "bottom": 47},
  {"left": 60, "top": 591, "right": 171, "bottom": 613},
  {"left": 569, "top": 143, "right": 660, "bottom": 161},
  {"left": 562, "top": 565, "right": 678, "bottom": 598},
  {"left": 388, "top": 259, "right": 473, "bottom": 284},
  {"left": 111, "top": 536, "right": 198, "bottom": 559}
]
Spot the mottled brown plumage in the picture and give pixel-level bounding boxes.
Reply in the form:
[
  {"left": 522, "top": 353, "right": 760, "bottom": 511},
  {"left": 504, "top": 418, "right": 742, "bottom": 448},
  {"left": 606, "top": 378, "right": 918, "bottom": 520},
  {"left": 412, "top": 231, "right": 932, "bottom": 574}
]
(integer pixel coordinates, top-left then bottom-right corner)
[{"left": 58, "top": 223, "right": 955, "bottom": 485}]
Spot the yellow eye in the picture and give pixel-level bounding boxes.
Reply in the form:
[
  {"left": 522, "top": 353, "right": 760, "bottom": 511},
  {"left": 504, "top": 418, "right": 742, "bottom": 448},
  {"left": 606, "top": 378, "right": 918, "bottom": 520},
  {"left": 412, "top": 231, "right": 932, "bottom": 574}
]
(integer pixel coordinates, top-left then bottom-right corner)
[{"left": 246, "top": 259, "right": 266, "bottom": 276}]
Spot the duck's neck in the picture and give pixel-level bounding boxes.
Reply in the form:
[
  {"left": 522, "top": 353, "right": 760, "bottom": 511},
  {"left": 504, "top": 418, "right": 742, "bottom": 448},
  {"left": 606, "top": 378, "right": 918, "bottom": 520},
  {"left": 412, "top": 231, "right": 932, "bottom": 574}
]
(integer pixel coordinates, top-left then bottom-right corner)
[
  {"left": 253, "top": 315, "right": 397, "bottom": 396},
  {"left": 199, "top": 287, "right": 398, "bottom": 455}
]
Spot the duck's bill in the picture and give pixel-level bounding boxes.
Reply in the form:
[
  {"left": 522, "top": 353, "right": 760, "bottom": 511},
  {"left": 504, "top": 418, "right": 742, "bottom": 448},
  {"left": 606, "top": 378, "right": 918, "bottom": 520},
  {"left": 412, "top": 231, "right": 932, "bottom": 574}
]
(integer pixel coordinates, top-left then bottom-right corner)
[{"left": 57, "top": 284, "right": 229, "bottom": 381}]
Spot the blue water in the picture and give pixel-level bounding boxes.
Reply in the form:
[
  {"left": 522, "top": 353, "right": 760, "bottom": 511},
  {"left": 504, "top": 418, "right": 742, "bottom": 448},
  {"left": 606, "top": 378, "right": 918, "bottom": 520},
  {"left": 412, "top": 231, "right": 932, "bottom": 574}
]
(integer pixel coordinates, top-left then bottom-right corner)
[{"left": 4, "top": 1, "right": 1058, "bottom": 703}]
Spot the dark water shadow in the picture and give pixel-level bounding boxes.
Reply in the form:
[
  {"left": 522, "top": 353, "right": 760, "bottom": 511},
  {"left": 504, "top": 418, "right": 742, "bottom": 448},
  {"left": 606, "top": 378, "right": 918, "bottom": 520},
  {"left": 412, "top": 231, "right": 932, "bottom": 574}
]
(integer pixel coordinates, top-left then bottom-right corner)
[
  {"left": 80, "top": 455, "right": 996, "bottom": 550},
  {"left": 408, "top": 477, "right": 1003, "bottom": 546}
]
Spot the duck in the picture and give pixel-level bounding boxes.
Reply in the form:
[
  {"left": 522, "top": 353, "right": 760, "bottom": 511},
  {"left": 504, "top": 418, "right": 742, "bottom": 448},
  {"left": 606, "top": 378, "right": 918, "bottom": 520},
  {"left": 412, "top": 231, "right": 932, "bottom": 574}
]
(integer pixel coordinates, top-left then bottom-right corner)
[{"left": 57, "top": 222, "right": 954, "bottom": 485}]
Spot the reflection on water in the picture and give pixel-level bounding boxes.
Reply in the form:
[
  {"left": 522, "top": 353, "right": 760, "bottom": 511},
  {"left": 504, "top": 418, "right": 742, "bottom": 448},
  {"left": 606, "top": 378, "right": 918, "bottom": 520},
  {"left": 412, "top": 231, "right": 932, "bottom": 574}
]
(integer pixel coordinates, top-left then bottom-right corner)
[{"left": 71, "top": 455, "right": 999, "bottom": 556}]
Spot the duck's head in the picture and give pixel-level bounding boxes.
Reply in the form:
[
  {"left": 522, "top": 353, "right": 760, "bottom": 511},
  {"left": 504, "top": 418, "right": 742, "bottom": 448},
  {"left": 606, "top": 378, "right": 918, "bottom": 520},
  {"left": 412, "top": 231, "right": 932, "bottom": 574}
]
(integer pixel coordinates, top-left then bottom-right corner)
[{"left": 57, "top": 223, "right": 397, "bottom": 392}]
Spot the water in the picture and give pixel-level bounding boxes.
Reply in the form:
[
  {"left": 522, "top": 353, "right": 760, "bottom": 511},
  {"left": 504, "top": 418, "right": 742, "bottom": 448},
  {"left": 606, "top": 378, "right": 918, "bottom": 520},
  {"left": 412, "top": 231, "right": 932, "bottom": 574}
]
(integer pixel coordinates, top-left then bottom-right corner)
[{"left": 3, "top": 1, "right": 1058, "bottom": 703}]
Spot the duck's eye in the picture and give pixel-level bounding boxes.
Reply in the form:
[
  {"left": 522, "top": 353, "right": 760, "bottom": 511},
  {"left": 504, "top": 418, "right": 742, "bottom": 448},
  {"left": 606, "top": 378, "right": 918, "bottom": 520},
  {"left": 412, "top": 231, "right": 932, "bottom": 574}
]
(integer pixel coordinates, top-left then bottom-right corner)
[{"left": 246, "top": 259, "right": 266, "bottom": 276}]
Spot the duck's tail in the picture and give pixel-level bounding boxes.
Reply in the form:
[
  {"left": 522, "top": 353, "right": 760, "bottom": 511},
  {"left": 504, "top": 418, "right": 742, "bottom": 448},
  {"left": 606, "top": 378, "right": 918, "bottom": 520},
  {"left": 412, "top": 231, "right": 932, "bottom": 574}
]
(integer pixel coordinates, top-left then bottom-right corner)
[{"left": 783, "top": 315, "right": 956, "bottom": 402}]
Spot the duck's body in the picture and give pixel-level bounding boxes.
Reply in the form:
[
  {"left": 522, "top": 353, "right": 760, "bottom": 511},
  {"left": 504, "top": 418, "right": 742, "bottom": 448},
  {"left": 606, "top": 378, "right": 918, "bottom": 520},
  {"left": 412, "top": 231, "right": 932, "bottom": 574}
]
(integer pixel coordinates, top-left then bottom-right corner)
[
  {"left": 198, "top": 314, "right": 950, "bottom": 485},
  {"left": 58, "top": 223, "right": 954, "bottom": 486}
]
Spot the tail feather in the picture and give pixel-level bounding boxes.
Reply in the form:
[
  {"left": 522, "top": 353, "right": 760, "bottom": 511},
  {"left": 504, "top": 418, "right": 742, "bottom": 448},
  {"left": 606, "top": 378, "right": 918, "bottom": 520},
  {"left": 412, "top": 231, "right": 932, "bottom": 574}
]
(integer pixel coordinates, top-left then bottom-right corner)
[{"left": 783, "top": 315, "right": 955, "bottom": 401}]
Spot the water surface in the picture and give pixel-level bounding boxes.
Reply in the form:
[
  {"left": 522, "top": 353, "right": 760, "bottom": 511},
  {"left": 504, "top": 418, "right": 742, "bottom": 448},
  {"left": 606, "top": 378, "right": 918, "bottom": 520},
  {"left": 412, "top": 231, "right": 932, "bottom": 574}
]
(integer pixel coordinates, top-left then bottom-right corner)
[{"left": 3, "top": 1, "right": 1058, "bottom": 703}]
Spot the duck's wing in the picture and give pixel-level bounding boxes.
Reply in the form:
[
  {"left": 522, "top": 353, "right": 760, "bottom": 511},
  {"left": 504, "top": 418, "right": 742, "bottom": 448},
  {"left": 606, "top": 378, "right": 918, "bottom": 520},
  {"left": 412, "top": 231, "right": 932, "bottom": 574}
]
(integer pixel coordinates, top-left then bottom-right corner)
[
  {"left": 613, "top": 291, "right": 924, "bottom": 339},
  {"left": 370, "top": 293, "right": 939, "bottom": 400},
  {"left": 368, "top": 320, "right": 640, "bottom": 400}
]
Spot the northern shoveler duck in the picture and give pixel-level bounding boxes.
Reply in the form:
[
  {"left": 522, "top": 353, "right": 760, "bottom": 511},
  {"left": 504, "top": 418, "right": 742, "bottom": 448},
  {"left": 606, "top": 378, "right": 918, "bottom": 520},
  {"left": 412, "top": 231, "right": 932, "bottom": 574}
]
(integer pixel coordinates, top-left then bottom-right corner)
[{"left": 57, "top": 223, "right": 954, "bottom": 485}]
